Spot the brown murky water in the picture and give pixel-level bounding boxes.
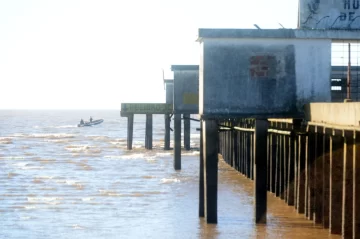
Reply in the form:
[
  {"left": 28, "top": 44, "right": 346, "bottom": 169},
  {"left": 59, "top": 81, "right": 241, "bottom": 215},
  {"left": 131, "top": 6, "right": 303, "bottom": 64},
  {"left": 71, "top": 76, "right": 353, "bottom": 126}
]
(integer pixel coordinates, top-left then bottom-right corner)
[{"left": 0, "top": 110, "right": 340, "bottom": 238}]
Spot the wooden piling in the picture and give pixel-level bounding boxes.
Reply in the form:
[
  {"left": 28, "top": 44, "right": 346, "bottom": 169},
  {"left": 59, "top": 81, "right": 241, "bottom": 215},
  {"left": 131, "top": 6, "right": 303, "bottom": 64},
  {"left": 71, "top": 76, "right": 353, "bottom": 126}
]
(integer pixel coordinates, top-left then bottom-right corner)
[
  {"left": 353, "top": 132, "right": 360, "bottom": 239},
  {"left": 342, "top": 130, "right": 353, "bottom": 238},
  {"left": 329, "top": 131, "right": 343, "bottom": 235},
  {"left": 323, "top": 129, "right": 331, "bottom": 228},
  {"left": 174, "top": 114, "right": 181, "bottom": 170},
  {"left": 314, "top": 126, "right": 324, "bottom": 224},
  {"left": 297, "top": 135, "right": 306, "bottom": 214},
  {"left": 127, "top": 114, "right": 134, "bottom": 150},
  {"left": 270, "top": 133, "right": 277, "bottom": 194},
  {"left": 254, "top": 119, "right": 268, "bottom": 224},
  {"left": 164, "top": 114, "right": 171, "bottom": 150},
  {"left": 287, "top": 131, "right": 296, "bottom": 206},
  {"left": 145, "top": 114, "right": 153, "bottom": 149},
  {"left": 203, "top": 120, "right": 218, "bottom": 223},
  {"left": 184, "top": 114, "right": 191, "bottom": 150}
]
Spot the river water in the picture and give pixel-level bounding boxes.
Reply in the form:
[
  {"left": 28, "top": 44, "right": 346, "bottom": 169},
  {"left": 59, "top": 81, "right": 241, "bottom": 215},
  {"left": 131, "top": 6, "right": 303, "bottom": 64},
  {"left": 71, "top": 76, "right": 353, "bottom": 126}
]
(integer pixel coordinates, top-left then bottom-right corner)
[{"left": 0, "top": 110, "right": 340, "bottom": 239}]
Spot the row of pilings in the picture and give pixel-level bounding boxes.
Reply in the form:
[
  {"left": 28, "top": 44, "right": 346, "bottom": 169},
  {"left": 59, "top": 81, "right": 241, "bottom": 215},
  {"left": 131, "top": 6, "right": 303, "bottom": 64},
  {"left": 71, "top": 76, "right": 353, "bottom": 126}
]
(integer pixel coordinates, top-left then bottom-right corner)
[{"left": 218, "top": 118, "right": 360, "bottom": 238}]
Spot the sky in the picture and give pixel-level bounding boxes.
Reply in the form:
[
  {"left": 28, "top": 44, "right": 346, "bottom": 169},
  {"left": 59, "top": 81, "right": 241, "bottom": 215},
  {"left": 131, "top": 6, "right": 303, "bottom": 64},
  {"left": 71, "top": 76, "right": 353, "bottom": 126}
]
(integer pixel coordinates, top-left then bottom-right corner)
[{"left": 0, "top": 0, "right": 300, "bottom": 109}]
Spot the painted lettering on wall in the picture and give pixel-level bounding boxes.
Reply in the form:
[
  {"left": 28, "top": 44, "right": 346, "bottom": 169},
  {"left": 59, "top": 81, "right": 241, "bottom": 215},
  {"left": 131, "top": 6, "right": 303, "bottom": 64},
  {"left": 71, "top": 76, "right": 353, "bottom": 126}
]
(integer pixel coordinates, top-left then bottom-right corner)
[{"left": 340, "top": 0, "right": 359, "bottom": 21}]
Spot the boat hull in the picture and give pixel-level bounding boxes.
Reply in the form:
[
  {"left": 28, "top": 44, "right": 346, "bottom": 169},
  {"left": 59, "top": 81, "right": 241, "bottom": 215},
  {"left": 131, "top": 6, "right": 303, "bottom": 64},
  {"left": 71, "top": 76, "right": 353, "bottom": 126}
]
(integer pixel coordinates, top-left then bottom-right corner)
[{"left": 78, "top": 119, "right": 104, "bottom": 127}]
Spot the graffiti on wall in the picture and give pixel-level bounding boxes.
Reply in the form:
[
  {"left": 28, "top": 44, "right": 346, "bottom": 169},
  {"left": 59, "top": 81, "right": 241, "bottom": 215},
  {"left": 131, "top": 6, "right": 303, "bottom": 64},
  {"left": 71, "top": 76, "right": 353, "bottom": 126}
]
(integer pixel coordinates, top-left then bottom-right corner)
[{"left": 300, "top": 0, "right": 360, "bottom": 29}]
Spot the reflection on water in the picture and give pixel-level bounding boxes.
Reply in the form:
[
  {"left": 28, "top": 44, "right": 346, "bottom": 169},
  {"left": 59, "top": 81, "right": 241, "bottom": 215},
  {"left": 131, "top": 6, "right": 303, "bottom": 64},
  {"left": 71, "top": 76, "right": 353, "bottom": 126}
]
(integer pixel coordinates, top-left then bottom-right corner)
[{"left": 0, "top": 110, "right": 340, "bottom": 239}]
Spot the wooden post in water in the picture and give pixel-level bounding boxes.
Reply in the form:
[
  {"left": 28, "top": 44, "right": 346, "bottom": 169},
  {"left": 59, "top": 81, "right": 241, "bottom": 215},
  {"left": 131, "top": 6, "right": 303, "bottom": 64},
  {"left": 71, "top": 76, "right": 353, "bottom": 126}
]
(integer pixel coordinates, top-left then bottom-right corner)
[
  {"left": 254, "top": 119, "right": 268, "bottom": 224},
  {"left": 353, "top": 132, "right": 360, "bottom": 238},
  {"left": 342, "top": 130, "right": 353, "bottom": 238},
  {"left": 174, "top": 114, "right": 181, "bottom": 170},
  {"left": 329, "top": 130, "right": 343, "bottom": 235},
  {"left": 323, "top": 128, "right": 331, "bottom": 229},
  {"left": 145, "top": 114, "right": 153, "bottom": 149},
  {"left": 314, "top": 126, "right": 323, "bottom": 224},
  {"left": 203, "top": 119, "right": 218, "bottom": 223},
  {"left": 199, "top": 122, "right": 204, "bottom": 217},
  {"left": 127, "top": 114, "right": 134, "bottom": 150},
  {"left": 297, "top": 135, "right": 306, "bottom": 214},
  {"left": 164, "top": 114, "right": 171, "bottom": 150},
  {"left": 184, "top": 114, "right": 191, "bottom": 150}
]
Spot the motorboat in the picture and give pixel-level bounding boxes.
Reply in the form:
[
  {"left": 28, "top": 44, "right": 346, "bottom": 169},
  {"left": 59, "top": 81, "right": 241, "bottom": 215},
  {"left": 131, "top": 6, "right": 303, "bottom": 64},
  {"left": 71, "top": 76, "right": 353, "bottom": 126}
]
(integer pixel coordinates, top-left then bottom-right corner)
[{"left": 78, "top": 119, "right": 104, "bottom": 127}]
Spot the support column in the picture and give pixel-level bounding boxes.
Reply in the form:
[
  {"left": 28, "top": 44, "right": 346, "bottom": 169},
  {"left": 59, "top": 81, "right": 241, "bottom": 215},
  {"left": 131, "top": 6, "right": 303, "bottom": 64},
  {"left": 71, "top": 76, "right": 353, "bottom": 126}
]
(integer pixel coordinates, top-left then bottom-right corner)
[
  {"left": 342, "top": 131, "right": 353, "bottom": 238},
  {"left": 184, "top": 114, "right": 191, "bottom": 150},
  {"left": 174, "top": 114, "right": 181, "bottom": 170},
  {"left": 199, "top": 122, "right": 204, "bottom": 217},
  {"left": 254, "top": 119, "right": 269, "bottom": 224},
  {"left": 270, "top": 133, "right": 277, "bottom": 193},
  {"left": 314, "top": 127, "right": 324, "bottom": 224},
  {"left": 127, "top": 114, "right": 134, "bottom": 150},
  {"left": 145, "top": 114, "right": 153, "bottom": 149},
  {"left": 297, "top": 135, "right": 306, "bottom": 214},
  {"left": 287, "top": 132, "right": 296, "bottom": 206},
  {"left": 203, "top": 120, "right": 218, "bottom": 223},
  {"left": 323, "top": 129, "right": 331, "bottom": 228},
  {"left": 353, "top": 132, "right": 360, "bottom": 239},
  {"left": 329, "top": 131, "right": 343, "bottom": 235},
  {"left": 164, "top": 114, "right": 171, "bottom": 150}
]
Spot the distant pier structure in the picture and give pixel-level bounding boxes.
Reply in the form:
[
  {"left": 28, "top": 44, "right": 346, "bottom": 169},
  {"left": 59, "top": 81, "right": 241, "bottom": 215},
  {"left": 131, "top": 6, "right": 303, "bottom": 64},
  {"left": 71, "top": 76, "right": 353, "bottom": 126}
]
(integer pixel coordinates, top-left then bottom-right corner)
[{"left": 171, "top": 65, "right": 199, "bottom": 170}]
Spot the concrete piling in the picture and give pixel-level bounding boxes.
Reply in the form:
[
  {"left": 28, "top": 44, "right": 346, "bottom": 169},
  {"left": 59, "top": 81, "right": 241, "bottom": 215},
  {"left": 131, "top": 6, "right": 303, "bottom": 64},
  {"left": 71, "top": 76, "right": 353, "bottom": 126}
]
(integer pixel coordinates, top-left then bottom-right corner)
[
  {"left": 145, "top": 114, "right": 153, "bottom": 149},
  {"left": 203, "top": 120, "right": 218, "bottom": 223},
  {"left": 342, "top": 130, "right": 353, "bottom": 238},
  {"left": 329, "top": 131, "right": 343, "bottom": 235},
  {"left": 174, "top": 114, "right": 181, "bottom": 170},
  {"left": 354, "top": 132, "right": 360, "bottom": 239},
  {"left": 127, "top": 114, "right": 134, "bottom": 150},
  {"left": 199, "top": 122, "right": 204, "bottom": 218},
  {"left": 254, "top": 119, "right": 269, "bottom": 224},
  {"left": 184, "top": 114, "right": 191, "bottom": 150},
  {"left": 322, "top": 129, "right": 331, "bottom": 229},
  {"left": 164, "top": 114, "right": 171, "bottom": 150}
]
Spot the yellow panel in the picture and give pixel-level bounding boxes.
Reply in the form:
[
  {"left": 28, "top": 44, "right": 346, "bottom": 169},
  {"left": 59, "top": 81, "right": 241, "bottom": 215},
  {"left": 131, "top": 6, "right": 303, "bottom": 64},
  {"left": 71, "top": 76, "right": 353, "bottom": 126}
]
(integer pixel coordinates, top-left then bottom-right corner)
[
  {"left": 183, "top": 93, "right": 199, "bottom": 105},
  {"left": 121, "top": 103, "right": 173, "bottom": 115}
]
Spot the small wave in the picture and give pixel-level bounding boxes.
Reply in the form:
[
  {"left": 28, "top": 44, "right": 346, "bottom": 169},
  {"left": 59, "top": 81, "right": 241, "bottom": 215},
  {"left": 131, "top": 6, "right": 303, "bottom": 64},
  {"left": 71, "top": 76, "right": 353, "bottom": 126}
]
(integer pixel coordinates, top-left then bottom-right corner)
[
  {"left": 55, "top": 180, "right": 84, "bottom": 190},
  {"left": 98, "top": 190, "right": 121, "bottom": 196},
  {"left": 8, "top": 172, "right": 19, "bottom": 178},
  {"left": 28, "top": 133, "right": 75, "bottom": 139},
  {"left": 120, "top": 153, "right": 145, "bottom": 160},
  {"left": 1, "top": 156, "right": 26, "bottom": 160},
  {"left": 103, "top": 155, "right": 124, "bottom": 160},
  {"left": 56, "top": 125, "right": 77, "bottom": 129},
  {"left": 161, "top": 178, "right": 180, "bottom": 184},
  {"left": 155, "top": 152, "right": 172, "bottom": 157},
  {"left": 0, "top": 137, "right": 13, "bottom": 144},
  {"left": 81, "top": 197, "right": 94, "bottom": 202},
  {"left": 27, "top": 197, "right": 63, "bottom": 205},
  {"left": 65, "top": 145, "right": 101, "bottom": 154},
  {"left": 182, "top": 151, "right": 200, "bottom": 156},
  {"left": 72, "top": 224, "right": 85, "bottom": 230}
]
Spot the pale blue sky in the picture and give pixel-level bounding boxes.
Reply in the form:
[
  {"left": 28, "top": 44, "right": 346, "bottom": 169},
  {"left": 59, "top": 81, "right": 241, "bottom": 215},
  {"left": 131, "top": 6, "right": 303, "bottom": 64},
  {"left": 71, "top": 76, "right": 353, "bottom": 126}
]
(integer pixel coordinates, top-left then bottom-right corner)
[{"left": 0, "top": 0, "right": 300, "bottom": 109}]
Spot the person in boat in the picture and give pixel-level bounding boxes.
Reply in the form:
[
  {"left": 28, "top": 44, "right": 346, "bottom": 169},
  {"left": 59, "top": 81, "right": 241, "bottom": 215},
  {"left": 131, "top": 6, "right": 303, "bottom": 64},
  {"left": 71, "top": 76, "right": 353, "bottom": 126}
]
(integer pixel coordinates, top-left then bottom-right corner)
[
  {"left": 90, "top": 116, "right": 93, "bottom": 122},
  {"left": 80, "top": 119, "right": 84, "bottom": 124}
]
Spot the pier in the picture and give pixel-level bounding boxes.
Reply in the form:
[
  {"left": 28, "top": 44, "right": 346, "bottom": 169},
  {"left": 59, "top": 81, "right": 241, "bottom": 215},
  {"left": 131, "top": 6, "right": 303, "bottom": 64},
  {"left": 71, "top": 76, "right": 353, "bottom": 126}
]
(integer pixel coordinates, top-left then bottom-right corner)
[{"left": 119, "top": 1, "right": 360, "bottom": 237}]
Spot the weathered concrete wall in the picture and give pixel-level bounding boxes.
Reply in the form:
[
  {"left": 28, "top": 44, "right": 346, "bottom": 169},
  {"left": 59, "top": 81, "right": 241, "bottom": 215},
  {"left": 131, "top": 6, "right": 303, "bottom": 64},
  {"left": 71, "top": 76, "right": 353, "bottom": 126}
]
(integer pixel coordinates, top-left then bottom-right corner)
[
  {"left": 305, "top": 102, "right": 360, "bottom": 126},
  {"left": 165, "top": 81, "right": 174, "bottom": 104},
  {"left": 299, "top": 0, "right": 360, "bottom": 29},
  {"left": 199, "top": 38, "right": 331, "bottom": 118},
  {"left": 171, "top": 65, "right": 199, "bottom": 114}
]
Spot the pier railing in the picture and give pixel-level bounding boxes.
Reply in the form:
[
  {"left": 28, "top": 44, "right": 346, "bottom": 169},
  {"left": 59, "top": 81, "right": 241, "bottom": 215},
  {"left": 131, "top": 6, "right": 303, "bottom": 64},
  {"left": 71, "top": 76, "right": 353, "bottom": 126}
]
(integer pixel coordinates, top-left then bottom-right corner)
[{"left": 218, "top": 118, "right": 360, "bottom": 238}]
